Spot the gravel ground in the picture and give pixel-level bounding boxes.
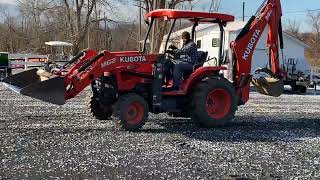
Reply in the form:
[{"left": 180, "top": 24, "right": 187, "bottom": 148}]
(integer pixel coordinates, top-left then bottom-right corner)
[{"left": 1, "top": 84, "right": 320, "bottom": 179}]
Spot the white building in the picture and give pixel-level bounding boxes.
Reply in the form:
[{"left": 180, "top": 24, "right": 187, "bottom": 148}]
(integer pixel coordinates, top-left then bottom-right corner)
[{"left": 161, "top": 21, "right": 311, "bottom": 76}]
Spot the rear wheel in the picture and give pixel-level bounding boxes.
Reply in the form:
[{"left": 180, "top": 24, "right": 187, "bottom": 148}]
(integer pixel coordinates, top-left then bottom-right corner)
[
  {"left": 191, "top": 77, "right": 236, "bottom": 127},
  {"left": 299, "top": 86, "right": 307, "bottom": 93},
  {"left": 291, "top": 85, "right": 299, "bottom": 92},
  {"left": 291, "top": 85, "right": 307, "bottom": 93},
  {"left": 115, "top": 94, "right": 148, "bottom": 131},
  {"left": 86, "top": 93, "right": 113, "bottom": 120}
]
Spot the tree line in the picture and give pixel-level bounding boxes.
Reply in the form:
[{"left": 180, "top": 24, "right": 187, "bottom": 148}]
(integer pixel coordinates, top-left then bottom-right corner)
[
  {"left": 285, "top": 12, "right": 320, "bottom": 67},
  {"left": 0, "top": 0, "right": 220, "bottom": 55}
]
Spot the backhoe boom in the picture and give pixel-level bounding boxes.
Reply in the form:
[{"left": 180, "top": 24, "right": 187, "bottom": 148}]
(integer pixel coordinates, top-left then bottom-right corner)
[{"left": 231, "top": 0, "right": 284, "bottom": 104}]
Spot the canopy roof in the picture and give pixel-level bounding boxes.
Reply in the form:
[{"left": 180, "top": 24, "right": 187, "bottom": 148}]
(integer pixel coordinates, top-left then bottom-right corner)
[
  {"left": 145, "top": 9, "right": 234, "bottom": 23},
  {"left": 45, "top": 41, "right": 73, "bottom": 47}
]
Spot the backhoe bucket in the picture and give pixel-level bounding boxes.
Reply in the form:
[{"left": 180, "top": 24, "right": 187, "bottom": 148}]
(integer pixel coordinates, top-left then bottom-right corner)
[
  {"left": 2, "top": 68, "right": 65, "bottom": 105},
  {"left": 252, "top": 77, "right": 284, "bottom": 97}
]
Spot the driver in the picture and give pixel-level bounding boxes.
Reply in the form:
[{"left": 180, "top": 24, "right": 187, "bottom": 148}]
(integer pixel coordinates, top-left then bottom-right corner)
[{"left": 168, "top": 31, "right": 198, "bottom": 90}]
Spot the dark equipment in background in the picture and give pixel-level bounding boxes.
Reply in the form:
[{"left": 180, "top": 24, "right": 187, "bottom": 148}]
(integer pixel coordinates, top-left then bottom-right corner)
[
  {"left": 282, "top": 58, "right": 309, "bottom": 93},
  {"left": 0, "top": 52, "right": 12, "bottom": 81}
]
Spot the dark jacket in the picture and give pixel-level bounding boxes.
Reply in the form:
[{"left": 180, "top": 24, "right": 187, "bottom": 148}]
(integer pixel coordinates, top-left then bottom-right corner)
[{"left": 174, "top": 41, "right": 198, "bottom": 64}]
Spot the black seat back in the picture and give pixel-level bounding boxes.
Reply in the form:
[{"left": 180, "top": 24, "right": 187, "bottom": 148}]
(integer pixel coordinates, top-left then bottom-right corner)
[
  {"left": 196, "top": 51, "right": 208, "bottom": 66},
  {"left": 183, "top": 51, "right": 208, "bottom": 79}
]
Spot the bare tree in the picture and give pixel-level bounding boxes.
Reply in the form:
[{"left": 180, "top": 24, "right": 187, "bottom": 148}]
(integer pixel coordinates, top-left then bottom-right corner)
[
  {"left": 135, "top": 0, "right": 222, "bottom": 53},
  {"left": 15, "top": 1, "right": 54, "bottom": 52},
  {"left": 209, "top": 0, "right": 222, "bottom": 12},
  {"left": 18, "top": 0, "right": 118, "bottom": 54},
  {"left": 0, "top": 6, "right": 14, "bottom": 52},
  {"left": 1, "top": 0, "right": 129, "bottom": 54},
  {"left": 2, "top": 0, "right": 215, "bottom": 54},
  {"left": 285, "top": 19, "right": 301, "bottom": 37},
  {"left": 187, "top": 0, "right": 200, "bottom": 10},
  {"left": 305, "top": 12, "right": 320, "bottom": 67},
  {"left": 135, "top": 0, "right": 195, "bottom": 53},
  {"left": 62, "top": 0, "right": 98, "bottom": 54}
]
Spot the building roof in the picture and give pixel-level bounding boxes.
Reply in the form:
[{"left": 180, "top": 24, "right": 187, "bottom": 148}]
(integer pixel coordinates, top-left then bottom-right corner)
[
  {"left": 165, "top": 21, "right": 310, "bottom": 49},
  {"left": 282, "top": 32, "right": 310, "bottom": 48},
  {"left": 45, "top": 41, "right": 73, "bottom": 47},
  {"left": 9, "top": 53, "right": 48, "bottom": 59},
  {"left": 164, "top": 21, "right": 246, "bottom": 40},
  {"left": 145, "top": 9, "right": 234, "bottom": 23}
]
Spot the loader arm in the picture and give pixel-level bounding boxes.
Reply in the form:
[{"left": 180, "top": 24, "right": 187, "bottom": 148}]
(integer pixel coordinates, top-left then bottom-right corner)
[
  {"left": 2, "top": 48, "right": 158, "bottom": 105},
  {"left": 231, "top": 0, "right": 284, "bottom": 104},
  {"left": 63, "top": 51, "right": 158, "bottom": 101}
]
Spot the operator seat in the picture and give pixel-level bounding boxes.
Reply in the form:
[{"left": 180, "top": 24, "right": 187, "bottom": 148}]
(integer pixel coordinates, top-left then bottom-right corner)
[
  {"left": 183, "top": 51, "right": 208, "bottom": 79},
  {"left": 193, "top": 51, "right": 209, "bottom": 70}
]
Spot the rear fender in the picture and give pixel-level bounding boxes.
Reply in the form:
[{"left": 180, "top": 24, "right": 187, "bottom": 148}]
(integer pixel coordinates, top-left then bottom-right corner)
[{"left": 182, "top": 66, "right": 227, "bottom": 93}]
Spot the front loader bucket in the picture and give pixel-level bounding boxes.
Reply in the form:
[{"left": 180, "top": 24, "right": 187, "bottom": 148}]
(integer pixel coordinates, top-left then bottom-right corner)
[
  {"left": 252, "top": 77, "right": 284, "bottom": 97},
  {"left": 2, "top": 68, "right": 65, "bottom": 105}
]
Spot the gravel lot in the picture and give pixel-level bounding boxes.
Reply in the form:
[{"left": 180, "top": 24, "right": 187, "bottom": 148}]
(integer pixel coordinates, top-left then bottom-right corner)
[{"left": 1, "top": 84, "right": 320, "bottom": 179}]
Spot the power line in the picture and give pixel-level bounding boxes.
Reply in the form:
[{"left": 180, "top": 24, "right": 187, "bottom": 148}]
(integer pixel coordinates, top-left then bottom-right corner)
[
  {"left": 285, "top": 8, "right": 320, "bottom": 14},
  {"left": 235, "top": 8, "right": 320, "bottom": 20}
]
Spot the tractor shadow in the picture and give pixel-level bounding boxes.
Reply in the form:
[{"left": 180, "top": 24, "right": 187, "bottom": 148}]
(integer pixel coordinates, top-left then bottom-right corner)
[
  {"left": 4, "top": 113, "right": 320, "bottom": 144},
  {"left": 251, "top": 85, "right": 320, "bottom": 95},
  {"left": 142, "top": 115, "right": 320, "bottom": 143}
]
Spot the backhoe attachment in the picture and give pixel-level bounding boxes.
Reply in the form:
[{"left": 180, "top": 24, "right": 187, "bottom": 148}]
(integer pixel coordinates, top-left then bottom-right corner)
[{"left": 251, "top": 68, "right": 284, "bottom": 97}]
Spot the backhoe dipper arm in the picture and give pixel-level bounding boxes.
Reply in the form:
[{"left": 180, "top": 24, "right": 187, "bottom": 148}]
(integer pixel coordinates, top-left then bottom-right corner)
[{"left": 231, "top": 0, "right": 283, "bottom": 103}]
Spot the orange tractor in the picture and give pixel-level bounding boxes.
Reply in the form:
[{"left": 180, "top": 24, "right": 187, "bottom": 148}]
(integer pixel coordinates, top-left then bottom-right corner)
[{"left": 2, "top": 0, "right": 285, "bottom": 131}]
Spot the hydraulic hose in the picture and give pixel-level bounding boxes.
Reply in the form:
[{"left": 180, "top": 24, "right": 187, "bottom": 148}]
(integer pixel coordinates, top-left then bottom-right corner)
[
  {"left": 62, "top": 49, "right": 87, "bottom": 69},
  {"left": 78, "top": 51, "right": 105, "bottom": 73}
]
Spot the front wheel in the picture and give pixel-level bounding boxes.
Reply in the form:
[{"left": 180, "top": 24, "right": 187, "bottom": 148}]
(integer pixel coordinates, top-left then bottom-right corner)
[
  {"left": 86, "top": 93, "right": 113, "bottom": 120},
  {"left": 115, "top": 94, "right": 148, "bottom": 131},
  {"left": 191, "top": 77, "right": 237, "bottom": 127}
]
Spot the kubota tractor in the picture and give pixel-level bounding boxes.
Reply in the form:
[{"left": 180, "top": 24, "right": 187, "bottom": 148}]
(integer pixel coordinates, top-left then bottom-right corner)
[{"left": 2, "top": 0, "right": 285, "bottom": 131}]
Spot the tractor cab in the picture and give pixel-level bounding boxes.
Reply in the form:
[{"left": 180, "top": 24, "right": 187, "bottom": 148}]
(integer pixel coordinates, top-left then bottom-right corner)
[{"left": 143, "top": 10, "right": 235, "bottom": 92}]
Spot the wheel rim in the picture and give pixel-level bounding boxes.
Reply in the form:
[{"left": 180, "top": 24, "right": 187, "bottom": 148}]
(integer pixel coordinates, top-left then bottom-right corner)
[
  {"left": 206, "top": 88, "right": 231, "bottom": 119},
  {"left": 125, "top": 102, "right": 144, "bottom": 125}
]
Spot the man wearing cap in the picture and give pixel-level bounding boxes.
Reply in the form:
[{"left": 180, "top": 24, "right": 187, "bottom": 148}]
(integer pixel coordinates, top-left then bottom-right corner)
[{"left": 168, "top": 31, "right": 198, "bottom": 90}]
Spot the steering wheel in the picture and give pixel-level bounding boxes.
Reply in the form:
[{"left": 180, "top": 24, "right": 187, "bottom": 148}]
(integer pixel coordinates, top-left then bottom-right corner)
[
  {"left": 205, "top": 57, "right": 217, "bottom": 63},
  {"left": 165, "top": 49, "right": 175, "bottom": 59},
  {"left": 203, "top": 57, "right": 218, "bottom": 67},
  {"left": 168, "top": 44, "right": 178, "bottom": 50}
]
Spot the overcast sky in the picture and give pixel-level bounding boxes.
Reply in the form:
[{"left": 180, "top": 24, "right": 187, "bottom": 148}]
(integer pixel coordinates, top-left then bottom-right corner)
[
  {"left": 0, "top": 0, "right": 16, "bottom": 5},
  {"left": 1, "top": 0, "right": 319, "bottom": 32}
]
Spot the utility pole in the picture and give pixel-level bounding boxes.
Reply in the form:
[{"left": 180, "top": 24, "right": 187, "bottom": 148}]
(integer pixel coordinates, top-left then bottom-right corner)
[
  {"left": 104, "top": 12, "right": 108, "bottom": 48},
  {"left": 151, "top": 0, "right": 156, "bottom": 53},
  {"left": 242, "top": 2, "right": 245, "bottom": 22},
  {"left": 87, "top": 26, "right": 90, "bottom": 48}
]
